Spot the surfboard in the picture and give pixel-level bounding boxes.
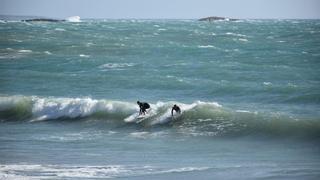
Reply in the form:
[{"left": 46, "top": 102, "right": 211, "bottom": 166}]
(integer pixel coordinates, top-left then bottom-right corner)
[
  {"left": 124, "top": 110, "right": 152, "bottom": 123},
  {"left": 124, "top": 113, "right": 140, "bottom": 123}
]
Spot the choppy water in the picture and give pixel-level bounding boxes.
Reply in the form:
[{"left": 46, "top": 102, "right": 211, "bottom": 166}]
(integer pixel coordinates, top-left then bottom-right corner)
[{"left": 0, "top": 19, "right": 320, "bottom": 179}]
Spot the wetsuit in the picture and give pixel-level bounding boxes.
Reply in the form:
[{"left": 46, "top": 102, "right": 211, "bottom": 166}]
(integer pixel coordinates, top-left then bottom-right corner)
[
  {"left": 138, "top": 102, "right": 150, "bottom": 115},
  {"left": 171, "top": 105, "right": 181, "bottom": 116}
]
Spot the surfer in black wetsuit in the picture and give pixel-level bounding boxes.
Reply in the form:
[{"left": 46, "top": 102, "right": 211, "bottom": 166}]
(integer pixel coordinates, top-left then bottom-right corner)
[
  {"left": 171, "top": 104, "right": 181, "bottom": 116},
  {"left": 137, "top": 101, "right": 150, "bottom": 115}
]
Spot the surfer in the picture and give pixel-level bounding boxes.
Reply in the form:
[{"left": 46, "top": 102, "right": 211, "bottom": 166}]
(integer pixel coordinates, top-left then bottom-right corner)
[
  {"left": 137, "top": 101, "right": 150, "bottom": 115},
  {"left": 171, "top": 104, "right": 181, "bottom": 116}
]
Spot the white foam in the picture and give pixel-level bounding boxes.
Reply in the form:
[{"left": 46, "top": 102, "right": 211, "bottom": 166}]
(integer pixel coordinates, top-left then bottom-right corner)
[
  {"left": 236, "top": 110, "right": 251, "bottom": 113},
  {"left": 198, "top": 45, "right": 215, "bottom": 48},
  {"left": 0, "top": 164, "right": 128, "bottom": 179},
  {"left": 0, "top": 164, "right": 212, "bottom": 179},
  {"left": 66, "top": 16, "right": 81, "bottom": 22},
  {"left": 79, "top": 54, "right": 90, "bottom": 58},
  {"left": 29, "top": 97, "right": 135, "bottom": 121},
  {"left": 55, "top": 28, "right": 66, "bottom": 31},
  {"left": 263, "top": 82, "right": 272, "bottom": 86},
  {"left": 12, "top": 39, "right": 23, "bottom": 43},
  {"left": 86, "top": 42, "right": 95, "bottom": 47},
  {"left": 129, "top": 131, "right": 149, "bottom": 139},
  {"left": 44, "top": 51, "right": 52, "bottom": 55},
  {"left": 18, "top": 49, "right": 32, "bottom": 53},
  {"left": 238, "top": 38, "right": 248, "bottom": 42},
  {"left": 160, "top": 167, "right": 210, "bottom": 173},
  {"left": 226, "top": 32, "right": 247, "bottom": 37}
]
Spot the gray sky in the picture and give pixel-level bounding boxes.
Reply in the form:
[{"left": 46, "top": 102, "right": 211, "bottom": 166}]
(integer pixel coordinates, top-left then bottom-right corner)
[{"left": 1, "top": 0, "right": 320, "bottom": 19}]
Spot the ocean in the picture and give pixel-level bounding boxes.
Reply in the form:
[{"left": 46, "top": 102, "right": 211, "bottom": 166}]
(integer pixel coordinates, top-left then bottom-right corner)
[{"left": 0, "top": 18, "right": 320, "bottom": 179}]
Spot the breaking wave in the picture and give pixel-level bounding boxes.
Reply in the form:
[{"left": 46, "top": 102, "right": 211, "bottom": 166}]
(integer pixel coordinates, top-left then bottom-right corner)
[{"left": 0, "top": 95, "right": 319, "bottom": 138}]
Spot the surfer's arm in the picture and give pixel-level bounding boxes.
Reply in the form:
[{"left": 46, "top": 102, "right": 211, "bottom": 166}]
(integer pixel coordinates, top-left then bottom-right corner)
[{"left": 171, "top": 108, "right": 174, "bottom": 116}]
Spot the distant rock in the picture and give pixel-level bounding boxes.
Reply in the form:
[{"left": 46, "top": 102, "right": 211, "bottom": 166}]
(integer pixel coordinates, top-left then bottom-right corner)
[
  {"left": 23, "top": 18, "right": 65, "bottom": 22},
  {"left": 199, "top": 16, "right": 238, "bottom": 22}
]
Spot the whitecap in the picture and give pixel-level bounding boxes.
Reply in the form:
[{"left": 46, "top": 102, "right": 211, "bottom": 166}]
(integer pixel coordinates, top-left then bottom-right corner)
[
  {"left": 99, "top": 63, "right": 135, "bottom": 69},
  {"left": 0, "top": 164, "right": 129, "bottom": 179},
  {"left": 12, "top": 39, "right": 23, "bottom": 42},
  {"left": 28, "top": 97, "right": 136, "bottom": 121},
  {"left": 66, "top": 16, "right": 81, "bottom": 22},
  {"left": 263, "top": 82, "right": 272, "bottom": 86},
  {"left": 226, "top": 32, "right": 247, "bottom": 37},
  {"left": 18, "top": 49, "right": 32, "bottom": 53},
  {"left": 160, "top": 167, "right": 210, "bottom": 173},
  {"left": 238, "top": 38, "right": 248, "bottom": 42},
  {"left": 86, "top": 42, "right": 95, "bottom": 47},
  {"left": 44, "top": 51, "right": 52, "bottom": 55},
  {"left": 55, "top": 28, "right": 66, "bottom": 31},
  {"left": 198, "top": 45, "right": 215, "bottom": 48},
  {"left": 236, "top": 110, "right": 251, "bottom": 113},
  {"left": 79, "top": 54, "right": 90, "bottom": 58},
  {"left": 287, "top": 83, "right": 297, "bottom": 88},
  {"left": 129, "top": 132, "right": 149, "bottom": 139}
]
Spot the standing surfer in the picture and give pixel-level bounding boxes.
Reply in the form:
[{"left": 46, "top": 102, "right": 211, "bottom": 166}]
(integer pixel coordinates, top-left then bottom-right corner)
[
  {"left": 171, "top": 104, "right": 181, "bottom": 116},
  {"left": 137, "top": 101, "right": 150, "bottom": 115}
]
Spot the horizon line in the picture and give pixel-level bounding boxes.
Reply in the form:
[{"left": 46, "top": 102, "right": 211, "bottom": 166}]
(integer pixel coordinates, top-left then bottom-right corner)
[{"left": 1, "top": 14, "right": 320, "bottom": 20}]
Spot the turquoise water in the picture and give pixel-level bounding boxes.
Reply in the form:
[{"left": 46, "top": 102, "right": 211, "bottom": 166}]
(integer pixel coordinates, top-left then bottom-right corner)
[{"left": 0, "top": 19, "right": 320, "bottom": 179}]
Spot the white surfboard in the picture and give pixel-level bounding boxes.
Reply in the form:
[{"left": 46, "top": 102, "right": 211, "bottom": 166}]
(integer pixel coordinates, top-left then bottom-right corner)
[
  {"left": 124, "top": 109, "right": 152, "bottom": 123},
  {"left": 124, "top": 113, "right": 140, "bottom": 123}
]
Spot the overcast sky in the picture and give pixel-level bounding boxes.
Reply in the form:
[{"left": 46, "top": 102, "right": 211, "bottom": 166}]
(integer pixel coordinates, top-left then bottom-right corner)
[{"left": 1, "top": 0, "right": 320, "bottom": 19}]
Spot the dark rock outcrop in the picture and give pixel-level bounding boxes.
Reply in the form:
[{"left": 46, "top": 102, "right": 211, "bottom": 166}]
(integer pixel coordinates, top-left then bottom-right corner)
[{"left": 23, "top": 18, "right": 65, "bottom": 22}]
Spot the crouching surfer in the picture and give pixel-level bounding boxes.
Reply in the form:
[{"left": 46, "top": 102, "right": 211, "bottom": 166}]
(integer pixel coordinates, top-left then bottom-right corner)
[
  {"left": 137, "top": 101, "right": 150, "bottom": 115},
  {"left": 171, "top": 104, "right": 181, "bottom": 116}
]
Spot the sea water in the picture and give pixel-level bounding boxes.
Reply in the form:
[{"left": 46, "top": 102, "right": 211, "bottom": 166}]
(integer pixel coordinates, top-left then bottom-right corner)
[{"left": 0, "top": 18, "right": 320, "bottom": 179}]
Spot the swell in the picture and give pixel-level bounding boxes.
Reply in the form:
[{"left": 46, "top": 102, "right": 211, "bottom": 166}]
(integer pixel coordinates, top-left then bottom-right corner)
[{"left": 0, "top": 95, "right": 319, "bottom": 138}]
